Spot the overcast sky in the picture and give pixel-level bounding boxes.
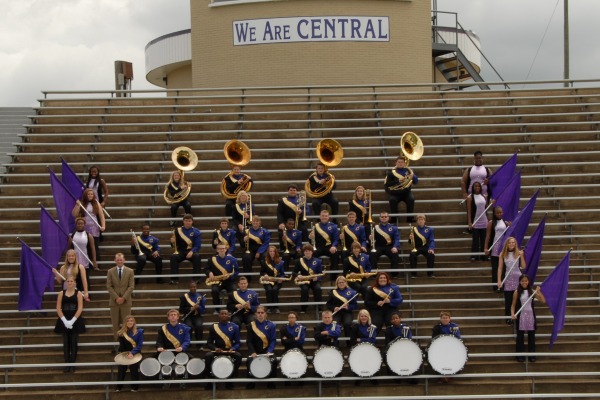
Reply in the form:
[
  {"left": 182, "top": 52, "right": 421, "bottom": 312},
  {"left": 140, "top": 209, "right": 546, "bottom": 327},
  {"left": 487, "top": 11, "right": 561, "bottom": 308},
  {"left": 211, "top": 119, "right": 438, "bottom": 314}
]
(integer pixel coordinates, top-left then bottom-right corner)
[{"left": 1, "top": 0, "right": 598, "bottom": 107}]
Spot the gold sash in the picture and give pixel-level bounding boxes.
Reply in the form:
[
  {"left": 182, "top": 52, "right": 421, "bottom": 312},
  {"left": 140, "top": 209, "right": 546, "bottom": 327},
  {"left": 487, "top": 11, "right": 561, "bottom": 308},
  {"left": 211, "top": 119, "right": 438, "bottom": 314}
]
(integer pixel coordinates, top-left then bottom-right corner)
[
  {"left": 373, "top": 287, "right": 391, "bottom": 300},
  {"left": 352, "top": 200, "right": 366, "bottom": 216},
  {"left": 375, "top": 225, "right": 392, "bottom": 245},
  {"left": 348, "top": 256, "right": 365, "bottom": 273},
  {"left": 414, "top": 227, "right": 426, "bottom": 247},
  {"left": 184, "top": 294, "right": 197, "bottom": 316},
  {"left": 214, "top": 324, "right": 232, "bottom": 349},
  {"left": 343, "top": 225, "right": 358, "bottom": 244},
  {"left": 248, "top": 231, "right": 262, "bottom": 245},
  {"left": 282, "top": 197, "right": 297, "bottom": 212},
  {"left": 265, "top": 261, "right": 278, "bottom": 276},
  {"left": 285, "top": 231, "right": 295, "bottom": 246},
  {"left": 250, "top": 321, "right": 268, "bottom": 349},
  {"left": 300, "top": 258, "right": 314, "bottom": 275},
  {"left": 162, "top": 324, "right": 181, "bottom": 348},
  {"left": 315, "top": 224, "right": 331, "bottom": 245},
  {"left": 332, "top": 289, "right": 348, "bottom": 303},
  {"left": 211, "top": 256, "right": 229, "bottom": 276},
  {"left": 177, "top": 228, "right": 192, "bottom": 250},
  {"left": 217, "top": 230, "right": 228, "bottom": 245},
  {"left": 123, "top": 331, "right": 137, "bottom": 348},
  {"left": 137, "top": 237, "right": 152, "bottom": 251},
  {"left": 235, "top": 203, "right": 246, "bottom": 217},
  {"left": 233, "top": 290, "right": 249, "bottom": 309}
]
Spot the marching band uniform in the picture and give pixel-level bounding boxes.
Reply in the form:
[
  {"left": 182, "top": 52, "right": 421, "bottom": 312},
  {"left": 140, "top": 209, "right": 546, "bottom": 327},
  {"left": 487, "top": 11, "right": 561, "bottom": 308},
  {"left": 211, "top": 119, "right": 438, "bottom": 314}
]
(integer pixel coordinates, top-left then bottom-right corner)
[
  {"left": 348, "top": 198, "right": 368, "bottom": 225},
  {"left": 313, "top": 220, "right": 340, "bottom": 279},
  {"left": 204, "top": 253, "right": 239, "bottom": 310},
  {"left": 340, "top": 222, "right": 367, "bottom": 258},
  {"left": 293, "top": 256, "right": 323, "bottom": 313},
  {"left": 409, "top": 224, "right": 435, "bottom": 278},
  {"left": 307, "top": 170, "right": 339, "bottom": 219},
  {"left": 232, "top": 202, "right": 255, "bottom": 244},
  {"left": 179, "top": 290, "right": 206, "bottom": 344},
  {"left": 314, "top": 320, "right": 342, "bottom": 348},
  {"left": 385, "top": 163, "right": 418, "bottom": 223},
  {"left": 365, "top": 283, "right": 403, "bottom": 330},
  {"left": 156, "top": 322, "right": 191, "bottom": 352},
  {"left": 131, "top": 232, "right": 163, "bottom": 284},
  {"left": 167, "top": 180, "right": 192, "bottom": 219},
  {"left": 326, "top": 287, "right": 358, "bottom": 338},
  {"left": 212, "top": 227, "right": 236, "bottom": 255},
  {"left": 169, "top": 224, "right": 202, "bottom": 282},
  {"left": 204, "top": 320, "right": 242, "bottom": 377},
  {"left": 384, "top": 323, "right": 413, "bottom": 344},
  {"left": 281, "top": 227, "right": 303, "bottom": 267},
  {"left": 227, "top": 287, "right": 260, "bottom": 327},
  {"left": 369, "top": 221, "right": 401, "bottom": 273},
  {"left": 277, "top": 193, "right": 309, "bottom": 241},
  {"left": 259, "top": 258, "right": 286, "bottom": 312},
  {"left": 349, "top": 322, "right": 378, "bottom": 346},
  {"left": 432, "top": 321, "right": 461, "bottom": 338},
  {"left": 246, "top": 318, "right": 278, "bottom": 380},
  {"left": 222, "top": 171, "right": 253, "bottom": 218},
  {"left": 242, "top": 225, "right": 271, "bottom": 279},
  {"left": 280, "top": 323, "right": 306, "bottom": 351},
  {"left": 343, "top": 251, "right": 373, "bottom": 298},
  {"left": 116, "top": 327, "right": 143, "bottom": 391}
]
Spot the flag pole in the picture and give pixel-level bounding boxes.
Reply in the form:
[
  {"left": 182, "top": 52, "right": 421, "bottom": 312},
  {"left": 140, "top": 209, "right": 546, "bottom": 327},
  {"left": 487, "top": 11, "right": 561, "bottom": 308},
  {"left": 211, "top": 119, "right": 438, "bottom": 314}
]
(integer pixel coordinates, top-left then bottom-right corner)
[
  {"left": 471, "top": 201, "right": 494, "bottom": 226},
  {"left": 514, "top": 288, "right": 538, "bottom": 317},
  {"left": 500, "top": 255, "right": 521, "bottom": 287}
]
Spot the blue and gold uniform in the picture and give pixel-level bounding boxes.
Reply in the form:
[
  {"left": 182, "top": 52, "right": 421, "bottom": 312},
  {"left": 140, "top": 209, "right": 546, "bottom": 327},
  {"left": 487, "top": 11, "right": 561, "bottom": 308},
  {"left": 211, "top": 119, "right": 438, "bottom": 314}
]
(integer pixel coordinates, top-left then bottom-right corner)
[
  {"left": 156, "top": 322, "right": 191, "bottom": 352},
  {"left": 227, "top": 287, "right": 260, "bottom": 326},
  {"left": 384, "top": 160, "right": 419, "bottom": 223},
  {"left": 179, "top": 290, "right": 206, "bottom": 343},
  {"left": 116, "top": 327, "right": 144, "bottom": 391},
  {"left": 314, "top": 320, "right": 342, "bottom": 347},
  {"left": 340, "top": 222, "right": 367, "bottom": 252},
  {"left": 369, "top": 220, "right": 401, "bottom": 273},
  {"left": 205, "top": 319, "right": 242, "bottom": 376},
  {"left": 365, "top": 283, "right": 403, "bottom": 329},
  {"left": 260, "top": 258, "right": 286, "bottom": 311},
  {"left": 385, "top": 323, "right": 413, "bottom": 344},
  {"left": 222, "top": 170, "right": 253, "bottom": 218},
  {"left": 205, "top": 253, "right": 239, "bottom": 308},
  {"left": 281, "top": 227, "right": 303, "bottom": 267},
  {"left": 313, "top": 219, "right": 340, "bottom": 277},
  {"left": 307, "top": 169, "right": 339, "bottom": 218},
  {"left": 170, "top": 224, "right": 202, "bottom": 279},
  {"left": 212, "top": 227, "right": 236, "bottom": 255},
  {"left": 246, "top": 316, "right": 278, "bottom": 380},
  {"left": 349, "top": 198, "right": 368, "bottom": 225},
  {"left": 432, "top": 322, "right": 460, "bottom": 338},
  {"left": 343, "top": 251, "right": 373, "bottom": 298},
  {"left": 131, "top": 232, "right": 163, "bottom": 284},
  {"left": 280, "top": 323, "right": 306, "bottom": 351},
  {"left": 409, "top": 221, "right": 436, "bottom": 277},
  {"left": 293, "top": 255, "right": 323, "bottom": 313},
  {"left": 326, "top": 286, "right": 358, "bottom": 336},
  {"left": 350, "top": 322, "right": 378, "bottom": 345},
  {"left": 242, "top": 225, "right": 271, "bottom": 278}
]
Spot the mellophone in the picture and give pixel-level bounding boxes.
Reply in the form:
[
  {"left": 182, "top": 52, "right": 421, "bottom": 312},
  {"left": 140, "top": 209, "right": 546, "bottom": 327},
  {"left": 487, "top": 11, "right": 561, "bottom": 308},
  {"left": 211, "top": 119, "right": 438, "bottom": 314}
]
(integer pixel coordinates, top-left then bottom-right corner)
[{"left": 138, "top": 335, "right": 467, "bottom": 380}]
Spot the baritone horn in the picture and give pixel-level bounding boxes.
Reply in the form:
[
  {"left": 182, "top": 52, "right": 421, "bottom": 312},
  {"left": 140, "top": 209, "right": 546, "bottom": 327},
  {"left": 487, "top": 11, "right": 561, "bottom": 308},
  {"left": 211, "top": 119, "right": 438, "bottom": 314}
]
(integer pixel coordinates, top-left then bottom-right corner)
[
  {"left": 163, "top": 146, "right": 198, "bottom": 204},
  {"left": 305, "top": 139, "right": 343, "bottom": 198},
  {"left": 221, "top": 139, "right": 252, "bottom": 199},
  {"left": 400, "top": 132, "right": 424, "bottom": 166}
]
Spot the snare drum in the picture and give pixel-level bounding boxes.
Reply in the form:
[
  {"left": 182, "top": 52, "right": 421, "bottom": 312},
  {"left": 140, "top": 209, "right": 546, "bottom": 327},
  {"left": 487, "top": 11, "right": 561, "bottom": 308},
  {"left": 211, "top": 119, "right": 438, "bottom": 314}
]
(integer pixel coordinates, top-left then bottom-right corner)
[
  {"left": 280, "top": 349, "right": 308, "bottom": 379},
  {"left": 427, "top": 335, "right": 468, "bottom": 375},
  {"left": 385, "top": 338, "right": 423, "bottom": 376},
  {"left": 158, "top": 350, "right": 175, "bottom": 366},
  {"left": 175, "top": 352, "right": 190, "bottom": 366},
  {"left": 249, "top": 354, "right": 273, "bottom": 379},
  {"left": 140, "top": 357, "right": 161, "bottom": 379},
  {"left": 186, "top": 358, "right": 206, "bottom": 377},
  {"left": 211, "top": 356, "right": 235, "bottom": 379},
  {"left": 313, "top": 346, "right": 344, "bottom": 378},
  {"left": 348, "top": 342, "right": 382, "bottom": 377}
]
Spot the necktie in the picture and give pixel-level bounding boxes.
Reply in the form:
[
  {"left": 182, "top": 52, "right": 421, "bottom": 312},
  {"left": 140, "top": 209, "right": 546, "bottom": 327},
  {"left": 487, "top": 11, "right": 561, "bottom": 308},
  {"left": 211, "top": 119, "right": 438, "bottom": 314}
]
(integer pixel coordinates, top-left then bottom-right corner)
[{"left": 118, "top": 268, "right": 122, "bottom": 280}]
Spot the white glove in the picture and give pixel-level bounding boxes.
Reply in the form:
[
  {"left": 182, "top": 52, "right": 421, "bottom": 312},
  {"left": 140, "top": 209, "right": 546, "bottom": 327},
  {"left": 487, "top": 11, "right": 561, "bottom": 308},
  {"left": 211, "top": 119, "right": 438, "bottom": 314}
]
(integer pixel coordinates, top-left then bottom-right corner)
[
  {"left": 66, "top": 322, "right": 73, "bottom": 329},
  {"left": 68, "top": 317, "right": 77, "bottom": 326},
  {"left": 61, "top": 316, "right": 69, "bottom": 328}
]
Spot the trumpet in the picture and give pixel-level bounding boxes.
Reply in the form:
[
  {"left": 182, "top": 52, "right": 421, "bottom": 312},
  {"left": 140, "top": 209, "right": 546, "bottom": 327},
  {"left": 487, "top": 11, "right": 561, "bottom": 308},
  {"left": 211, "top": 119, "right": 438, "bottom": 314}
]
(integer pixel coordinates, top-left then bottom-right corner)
[
  {"left": 294, "top": 273, "right": 326, "bottom": 285},
  {"left": 248, "top": 194, "right": 253, "bottom": 222},
  {"left": 131, "top": 229, "right": 144, "bottom": 257},
  {"left": 205, "top": 272, "right": 234, "bottom": 286}
]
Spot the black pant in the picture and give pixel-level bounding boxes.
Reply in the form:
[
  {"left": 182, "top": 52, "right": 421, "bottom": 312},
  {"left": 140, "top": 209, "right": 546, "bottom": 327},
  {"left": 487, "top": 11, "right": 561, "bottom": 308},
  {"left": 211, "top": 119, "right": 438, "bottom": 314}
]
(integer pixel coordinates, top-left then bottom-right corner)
[
  {"left": 170, "top": 200, "right": 191, "bottom": 218},
  {"left": 490, "top": 256, "right": 500, "bottom": 290},
  {"left": 313, "top": 247, "right": 339, "bottom": 279},
  {"left": 471, "top": 228, "right": 486, "bottom": 258},
  {"left": 409, "top": 247, "right": 435, "bottom": 276},
  {"left": 503, "top": 290, "right": 514, "bottom": 319},
  {"left": 183, "top": 315, "right": 203, "bottom": 342},
  {"left": 211, "top": 279, "right": 235, "bottom": 308},
  {"left": 242, "top": 251, "right": 264, "bottom": 281},
  {"left": 170, "top": 252, "right": 201, "bottom": 278},
  {"left": 62, "top": 331, "right": 78, "bottom": 364},
  {"left": 135, "top": 254, "right": 163, "bottom": 283},
  {"left": 231, "top": 312, "right": 255, "bottom": 328},
  {"left": 369, "top": 307, "right": 397, "bottom": 330},
  {"left": 263, "top": 283, "right": 282, "bottom": 308},
  {"left": 516, "top": 330, "right": 536, "bottom": 354},
  {"left": 348, "top": 279, "right": 369, "bottom": 299},
  {"left": 333, "top": 309, "right": 353, "bottom": 340},
  {"left": 117, "top": 362, "right": 140, "bottom": 390},
  {"left": 388, "top": 190, "right": 415, "bottom": 223},
  {"left": 299, "top": 281, "right": 322, "bottom": 312},
  {"left": 312, "top": 194, "right": 339, "bottom": 220},
  {"left": 370, "top": 246, "right": 400, "bottom": 272}
]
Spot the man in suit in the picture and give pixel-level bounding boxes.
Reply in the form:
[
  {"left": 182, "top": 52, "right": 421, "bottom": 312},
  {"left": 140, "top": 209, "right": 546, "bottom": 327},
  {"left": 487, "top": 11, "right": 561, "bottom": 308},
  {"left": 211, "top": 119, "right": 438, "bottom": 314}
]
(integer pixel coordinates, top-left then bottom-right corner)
[{"left": 107, "top": 253, "right": 135, "bottom": 339}]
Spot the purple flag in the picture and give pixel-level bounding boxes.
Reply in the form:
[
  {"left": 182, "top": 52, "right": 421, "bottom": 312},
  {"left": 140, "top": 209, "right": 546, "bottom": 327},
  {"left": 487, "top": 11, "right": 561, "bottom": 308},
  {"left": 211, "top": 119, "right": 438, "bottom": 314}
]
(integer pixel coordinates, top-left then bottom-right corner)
[
  {"left": 61, "top": 159, "right": 85, "bottom": 201},
  {"left": 493, "top": 170, "right": 521, "bottom": 222},
  {"left": 540, "top": 250, "right": 571, "bottom": 347},
  {"left": 18, "top": 240, "right": 54, "bottom": 311},
  {"left": 50, "top": 168, "right": 78, "bottom": 234},
  {"left": 504, "top": 189, "right": 539, "bottom": 247},
  {"left": 523, "top": 215, "right": 546, "bottom": 284},
  {"left": 488, "top": 153, "right": 517, "bottom": 199},
  {"left": 40, "top": 205, "right": 69, "bottom": 282}
]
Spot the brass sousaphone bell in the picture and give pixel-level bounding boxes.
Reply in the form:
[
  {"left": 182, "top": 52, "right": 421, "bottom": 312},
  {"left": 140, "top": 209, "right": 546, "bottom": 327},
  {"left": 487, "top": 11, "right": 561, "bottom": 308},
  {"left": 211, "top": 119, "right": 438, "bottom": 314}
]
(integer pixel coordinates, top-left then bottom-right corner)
[
  {"left": 163, "top": 146, "right": 198, "bottom": 204},
  {"left": 305, "top": 138, "right": 343, "bottom": 198},
  {"left": 221, "top": 139, "right": 252, "bottom": 199},
  {"left": 400, "top": 131, "right": 424, "bottom": 166}
]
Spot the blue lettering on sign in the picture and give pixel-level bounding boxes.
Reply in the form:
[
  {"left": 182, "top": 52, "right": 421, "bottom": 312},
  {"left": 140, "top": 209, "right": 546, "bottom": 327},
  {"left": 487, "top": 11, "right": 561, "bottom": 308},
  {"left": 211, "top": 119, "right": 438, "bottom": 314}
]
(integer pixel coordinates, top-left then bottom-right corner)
[
  {"left": 364, "top": 20, "right": 375, "bottom": 39},
  {"left": 297, "top": 19, "right": 309, "bottom": 39},
  {"left": 234, "top": 22, "right": 256, "bottom": 42},
  {"left": 263, "top": 21, "right": 274, "bottom": 41},
  {"left": 311, "top": 19, "right": 322, "bottom": 39},
  {"left": 324, "top": 19, "right": 336, "bottom": 39},
  {"left": 337, "top": 18, "right": 349, "bottom": 37},
  {"left": 378, "top": 19, "right": 388, "bottom": 39},
  {"left": 350, "top": 19, "right": 361, "bottom": 38}
]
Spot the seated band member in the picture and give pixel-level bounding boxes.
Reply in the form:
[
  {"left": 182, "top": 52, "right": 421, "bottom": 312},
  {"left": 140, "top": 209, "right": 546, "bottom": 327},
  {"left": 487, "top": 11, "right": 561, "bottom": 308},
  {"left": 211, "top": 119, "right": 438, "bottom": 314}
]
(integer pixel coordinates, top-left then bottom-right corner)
[
  {"left": 326, "top": 276, "right": 358, "bottom": 340},
  {"left": 384, "top": 156, "right": 418, "bottom": 223},
  {"left": 242, "top": 215, "right": 270, "bottom": 281},
  {"left": 166, "top": 171, "right": 192, "bottom": 225},
  {"left": 369, "top": 211, "right": 401, "bottom": 275},
  {"left": 365, "top": 272, "right": 403, "bottom": 330},
  {"left": 280, "top": 311, "right": 306, "bottom": 351},
  {"left": 222, "top": 164, "right": 253, "bottom": 219},
  {"left": 314, "top": 310, "right": 342, "bottom": 348},
  {"left": 260, "top": 245, "right": 287, "bottom": 314},
  {"left": 432, "top": 310, "right": 461, "bottom": 338},
  {"left": 349, "top": 309, "right": 378, "bottom": 346},
  {"left": 178, "top": 280, "right": 206, "bottom": 348},
  {"left": 281, "top": 218, "right": 302, "bottom": 268},
  {"left": 232, "top": 190, "right": 254, "bottom": 246},
  {"left": 307, "top": 162, "right": 339, "bottom": 220},
  {"left": 277, "top": 184, "right": 309, "bottom": 242},
  {"left": 384, "top": 311, "right": 413, "bottom": 345},
  {"left": 131, "top": 223, "right": 164, "bottom": 284},
  {"left": 204, "top": 310, "right": 242, "bottom": 387},
  {"left": 408, "top": 214, "right": 436, "bottom": 278},
  {"left": 227, "top": 276, "right": 260, "bottom": 328},
  {"left": 169, "top": 214, "right": 202, "bottom": 285},
  {"left": 246, "top": 305, "right": 277, "bottom": 389},
  {"left": 293, "top": 245, "right": 324, "bottom": 313},
  {"left": 309, "top": 209, "right": 340, "bottom": 280},
  {"left": 212, "top": 217, "right": 236, "bottom": 255},
  {"left": 156, "top": 309, "right": 191, "bottom": 354},
  {"left": 343, "top": 242, "right": 373, "bottom": 299},
  {"left": 349, "top": 185, "right": 369, "bottom": 225},
  {"left": 205, "top": 243, "right": 239, "bottom": 312},
  {"left": 340, "top": 211, "right": 368, "bottom": 258}
]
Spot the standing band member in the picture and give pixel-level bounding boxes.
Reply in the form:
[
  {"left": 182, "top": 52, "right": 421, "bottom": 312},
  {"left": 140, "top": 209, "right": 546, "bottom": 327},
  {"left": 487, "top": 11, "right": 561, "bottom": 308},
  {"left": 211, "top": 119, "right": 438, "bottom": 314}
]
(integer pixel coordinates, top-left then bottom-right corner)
[
  {"left": 55, "top": 277, "right": 85, "bottom": 372},
  {"left": 85, "top": 165, "right": 109, "bottom": 208},
  {"left": 408, "top": 214, "right": 435, "bottom": 278},
  {"left": 169, "top": 214, "right": 202, "bottom": 285},
  {"left": 72, "top": 188, "right": 106, "bottom": 261},
  {"left": 385, "top": 156, "right": 418, "bottom": 223},
  {"left": 131, "top": 223, "right": 163, "bottom": 284},
  {"left": 179, "top": 280, "right": 206, "bottom": 348},
  {"left": 115, "top": 315, "right": 143, "bottom": 392},
  {"left": 511, "top": 274, "right": 546, "bottom": 362},
  {"left": 497, "top": 236, "right": 526, "bottom": 325}
]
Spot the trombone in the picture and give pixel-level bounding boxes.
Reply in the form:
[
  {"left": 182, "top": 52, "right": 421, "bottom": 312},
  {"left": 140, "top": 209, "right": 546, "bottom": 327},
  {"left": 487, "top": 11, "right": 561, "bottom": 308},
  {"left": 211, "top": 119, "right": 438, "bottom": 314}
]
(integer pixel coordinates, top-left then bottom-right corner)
[
  {"left": 131, "top": 229, "right": 144, "bottom": 257},
  {"left": 409, "top": 225, "right": 417, "bottom": 253},
  {"left": 366, "top": 189, "right": 373, "bottom": 224}
]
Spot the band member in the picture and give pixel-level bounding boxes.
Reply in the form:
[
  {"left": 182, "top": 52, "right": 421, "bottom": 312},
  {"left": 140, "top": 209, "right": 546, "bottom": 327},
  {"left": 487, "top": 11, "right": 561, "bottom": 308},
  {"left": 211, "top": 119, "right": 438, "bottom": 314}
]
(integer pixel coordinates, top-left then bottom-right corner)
[
  {"left": 343, "top": 242, "right": 373, "bottom": 298},
  {"left": 156, "top": 309, "right": 191, "bottom": 354},
  {"left": 169, "top": 213, "right": 202, "bottom": 285},
  {"left": 204, "top": 310, "right": 242, "bottom": 387},
  {"left": 242, "top": 215, "right": 270, "bottom": 280},
  {"left": 281, "top": 218, "right": 303, "bottom": 268},
  {"left": 246, "top": 305, "right": 277, "bottom": 388},
  {"left": 307, "top": 163, "right": 339, "bottom": 220},
  {"left": 116, "top": 315, "right": 143, "bottom": 392},
  {"left": 349, "top": 309, "right": 378, "bottom": 346},
  {"left": 232, "top": 190, "right": 254, "bottom": 245},
  {"left": 293, "top": 245, "right": 324, "bottom": 313},
  {"left": 309, "top": 209, "right": 340, "bottom": 280},
  {"left": 68, "top": 217, "right": 98, "bottom": 283},
  {"left": 497, "top": 236, "right": 526, "bottom": 325},
  {"left": 408, "top": 214, "right": 435, "bottom": 278},
  {"left": 55, "top": 277, "right": 85, "bottom": 372},
  {"left": 280, "top": 311, "right": 305, "bottom": 351},
  {"left": 179, "top": 280, "right": 206, "bottom": 347},
  {"left": 369, "top": 211, "right": 401, "bottom": 274},
  {"left": 71, "top": 188, "right": 105, "bottom": 261},
  {"left": 314, "top": 310, "right": 342, "bottom": 348},
  {"left": 340, "top": 211, "right": 367, "bottom": 257},
  {"left": 131, "top": 223, "right": 164, "bottom": 284},
  {"left": 384, "top": 156, "right": 418, "bottom": 223},
  {"left": 260, "top": 245, "right": 287, "bottom": 314},
  {"left": 85, "top": 166, "right": 109, "bottom": 208},
  {"left": 432, "top": 311, "right": 461, "bottom": 338},
  {"left": 166, "top": 170, "right": 192, "bottom": 224},
  {"left": 348, "top": 185, "right": 369, "bottom": 225},
  {"left": 326, "top": 276, "right": 358, "bottom": 339},
  {"left": 384, "top": 311, "right": 413, "bottom": 345},
  {"left": 212, "top": 217, "right": 236, "bottom": 255},
  {"left": 106, "top": 253, "right": 134, "bottom": 339},
  {"left": 511, "top": 274, "right": 546, "bottom": 362},
  {"left": 222, "top": 164, "right": 253, "bottom": 218},
  {"left": 277, "top": 184, "right": 309, "bottom": 241},
  {"left": 365, "top": 272, "right": 403, "bottom": 330},
  {"left": 227, "top": 276, "right": 260, "bottom": 328},
  {"left": 205, "top": 243, "right": 239, "bottom": 311}
]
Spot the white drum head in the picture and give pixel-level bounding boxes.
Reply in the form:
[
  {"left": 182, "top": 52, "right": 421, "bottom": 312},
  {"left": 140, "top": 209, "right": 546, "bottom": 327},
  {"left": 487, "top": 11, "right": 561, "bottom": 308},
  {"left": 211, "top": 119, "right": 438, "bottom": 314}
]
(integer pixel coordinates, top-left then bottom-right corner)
[
  {"left": 280, "top": 349, "right": 308, "bottom": 379},
  {"left": 158, "top": 350, "right": 175, "bottom": 365},
  {"left": 161, "top": 364, "right": 173, "bottom": 378},
  {"left": 175, "top": 352, "right": 189, "bottom": 365},
  {"left": 250, "top": 355, "right": 272, "bottom": 379},
  {"left": 386, "top": 338, "right": 423, "bottom": 376},
  {"left": 186, "top": 358, "right": 206, "bottom": 376},
  {"left": 428, "top": 335, "right": 468, "bottom": 375},
  {"left": 174, "top": 364, "right": 186, "bottom": 377},
  {"left": 212, "top": 356, "right": 235, "bottom": 379},
  {"left": 313, "top": 346, "right": 344, "bottom": 378},
  {"left": 349, "top": 342, "right": 382, "bottom": 377},
  {"left": 140, "top": 357, "right": 161, "bottom": 378}
]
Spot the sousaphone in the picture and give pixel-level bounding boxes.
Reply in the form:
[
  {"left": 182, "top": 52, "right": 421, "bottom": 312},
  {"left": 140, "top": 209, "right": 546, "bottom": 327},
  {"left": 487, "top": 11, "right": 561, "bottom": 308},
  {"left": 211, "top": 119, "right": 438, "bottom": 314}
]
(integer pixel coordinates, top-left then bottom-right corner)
[
  {"left": 305, "top": 139, "right": 343, "bottom": 198},
  {"left": 221, "top": 139, "right": 252, "bottom": 199},
  {"left": 163, "top": 146, "right": 198, "bottom": 204}
]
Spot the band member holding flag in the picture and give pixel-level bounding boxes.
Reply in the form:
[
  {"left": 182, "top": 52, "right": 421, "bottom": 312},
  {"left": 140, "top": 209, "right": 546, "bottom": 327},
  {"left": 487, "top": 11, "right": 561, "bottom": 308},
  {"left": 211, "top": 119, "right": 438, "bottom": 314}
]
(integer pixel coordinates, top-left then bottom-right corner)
[
  {"left": 485, "top": 206, "right": 510, "bottom": 291},
  {"left": 497, "top": 237, "right": 526, "bottom": 325},
  {"left": 467, "top": 182, "right": 489, "bottom": 261},
  {"left": 511, "top": 274, "right": 546, "bottom": 362}
]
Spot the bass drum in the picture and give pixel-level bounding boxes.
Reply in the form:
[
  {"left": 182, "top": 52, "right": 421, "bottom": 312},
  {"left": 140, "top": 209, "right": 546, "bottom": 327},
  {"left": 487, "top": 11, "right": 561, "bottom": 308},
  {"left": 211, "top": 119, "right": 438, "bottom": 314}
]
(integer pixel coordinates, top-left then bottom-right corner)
[
  {"left": 348, "top": 342, "right": 382, "bottom": 377},
  {"left": 211, "top": 356, "right": 235, "bottom": 379},
  {"left": 249, "top": 354, "right": 273, "bottom": 379},
  {"left": 139, "top": 357, "right": 161, "bottom": 379},
  {"left": 313, "top": 346, "right": 344, "bottom": 378},
  {"left": 280, "top": 349, "right": 308, "bottom": 379},
  {"left": 186, "top": 358, "right": 206, "bottom": 377},
  {"left": 427, "top": 335, "right": 468, "bottom": 375},
  {"left": 386, "top": 338, "right": 423, "bottom": 376}
]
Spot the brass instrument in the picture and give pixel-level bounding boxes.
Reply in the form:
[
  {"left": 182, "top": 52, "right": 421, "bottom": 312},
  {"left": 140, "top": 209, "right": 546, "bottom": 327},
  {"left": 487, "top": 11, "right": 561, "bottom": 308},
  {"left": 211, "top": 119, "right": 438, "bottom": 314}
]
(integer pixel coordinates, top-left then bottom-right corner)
[
  {"left": 309, "top": 222, "right": 317, "bottom": 251},
  {"left": 339, "top": 223, "right": 347, "bottom": 252},
  {"left": 171, "top": 229, "right": 179, "bottom": 255},
  {"left": 346, "top": 271, "right": 378, "bottom": 283},
  {"left": 283, "top": 230, "right": 290, "bottom": 254},
  {"left": 294, "top": 273, "right": 326, "bottom": 285},
  {"left": 220, "top": 140, "right": 252, "bottom": 199},
  {"left": 386, "top": 132, "right": 424, "bottom": 191},
  {"left": 366, "top": 189, "right": 373, "bottom": 224},
  {"left": 259, "top": 275, "right": 292, "bottom": 286},
  {"left": 205, "top": 272, "right": 234, "bottom": 286},
  {"left": 370, "top": 223, "right": 377, "bottom": 253},
  {"left": 163, "top": 147, "right": 198, "bottom": 204},
  {"left": 410, "top": 225, "right": 417, "bottom": 253},
  {"left": 131, "top": 229, "right": 144, "bottom": 257},
  {"left": 245, "top": 228, "right": 251, "bottom": 254},
  {"left": 305, "top": 139, "right": 343, "bottom": 198},
  {"left": 248, "top": 194, "right": 253, "bottom": 222}
]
